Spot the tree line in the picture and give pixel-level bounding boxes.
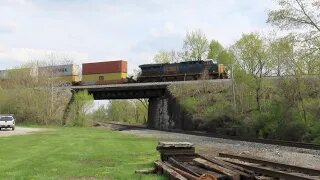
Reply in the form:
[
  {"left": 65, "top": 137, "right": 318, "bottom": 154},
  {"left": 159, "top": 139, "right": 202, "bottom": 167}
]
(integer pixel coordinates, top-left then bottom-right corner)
[
  {"left": 103, "top": 0, "right": 320, "bottom": 143},
  {"left": 167, "top": 0, "right": 320, "bottom": 143},
  {"left": 0, "top": 56, "right": 94, "bottom": 127}
]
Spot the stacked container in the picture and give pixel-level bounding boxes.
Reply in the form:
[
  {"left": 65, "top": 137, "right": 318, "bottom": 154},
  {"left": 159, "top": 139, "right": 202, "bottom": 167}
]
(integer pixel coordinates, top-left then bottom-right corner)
[
  {"left": 0, "top": 68, "right": 38, "bottom": 80},
  {"left": 82, "top": 60, "right": 127, "bottom": 85},
  {"left": 38, "top": 64, "right": 80, "bottom": 84}
]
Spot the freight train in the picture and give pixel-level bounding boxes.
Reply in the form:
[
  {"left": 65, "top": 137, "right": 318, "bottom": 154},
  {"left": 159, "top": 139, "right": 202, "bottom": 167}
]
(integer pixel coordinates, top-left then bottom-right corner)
[{"left": 0, "top": 60, "right": 226, "bottom": 86}]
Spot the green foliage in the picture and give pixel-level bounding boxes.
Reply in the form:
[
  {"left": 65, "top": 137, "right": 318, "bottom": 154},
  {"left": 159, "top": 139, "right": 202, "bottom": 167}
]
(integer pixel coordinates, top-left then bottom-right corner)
[
  {"left": 278, "top": 121, "right": 307, "bottom": 141},
  {"left": 268, "top": 37, "right": 294, "bottom": 76},
  {"left": 69, "top": 90, "right": 94, "bottom": 127},
  {"left": 207, "top": 40, "right": 223, "bottom": 61},
  {"left": 207, "top": 40, "right": 234, "bottom": 66},
  {"left": 231, "top": 33, "right": 268, "bottom": 75},
  {"left": 97, "top": 99, "right": 148, "bottom": 124},
  {"left": 0, "top": 61, "right": 81, "bottom": 125},
  {"left": 181, "top": 29, "right": 209, "bottom": 61},
  {"left": 107, "top": 100, "right": 135, "bottom": 122},
  {"left": 169, "top": 82, "right": 235, "bottom": 127},
  {"left": 90, "top": 105, "right": 108, "bottom": 121},
  {"left": 0, "top": 127, "right": 163, "bottom": 179},
  {"left": 310, "top": 124, "right": 320, "bottom": 144},
  {"left": 204, "top": 93, "right": 230, "bottom": 118},
  {"left": 268, "top": 0, "right": 320, "bottom": 75},
  {"left": 170, "top": 75, "right": 320, "bottom": 143},
  {"left": 0, "top": 87, "right": 70, "bottom": 125},
  {"left": 153, "top": 50, "right": 178, "bottom": 63},
  {"left": 267, "top": 0, "right": 320, "bottom": 33},
  {"left": 155, "top": 2, "right": 320, "bottom": 143},
  {"left": 218, "top": 49, "right": 235, "bottom": 65},
  {"left": 180, "top": 97, "right": 199, "bottom": 114}
]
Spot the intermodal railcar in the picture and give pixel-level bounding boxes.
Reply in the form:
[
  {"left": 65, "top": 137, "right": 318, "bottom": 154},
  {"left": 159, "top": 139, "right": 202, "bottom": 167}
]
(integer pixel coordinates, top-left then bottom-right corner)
[{"left": 81, "top": 60, "right": 127, "bottom": 85}]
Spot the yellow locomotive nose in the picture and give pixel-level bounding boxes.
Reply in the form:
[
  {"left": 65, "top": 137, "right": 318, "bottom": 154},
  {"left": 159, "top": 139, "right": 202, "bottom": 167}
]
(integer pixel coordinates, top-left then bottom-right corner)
[{"left": 218, "top": 64, "right": 225, "bottom": 78}]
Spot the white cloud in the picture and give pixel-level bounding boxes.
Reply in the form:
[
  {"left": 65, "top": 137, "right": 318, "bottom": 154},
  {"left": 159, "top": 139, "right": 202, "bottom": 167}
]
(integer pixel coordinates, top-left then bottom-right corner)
[
  {"left": 0, "top": 0, "right": 275, "bottom": 70},
  {"left": 0, "top": 23, "right": 17, "bottom": 34},
  {"left": 0, "top": 0, "right": 28, "bottom": 6},
  {"left": 0, "top": 44, "right": 89, "bottom": 69}
]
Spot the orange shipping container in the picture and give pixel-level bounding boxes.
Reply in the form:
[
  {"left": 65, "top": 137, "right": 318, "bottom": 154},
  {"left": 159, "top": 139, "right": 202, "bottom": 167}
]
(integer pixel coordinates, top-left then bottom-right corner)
[{"left": 82, "top": 60, "right": 127, "bottom": 75}]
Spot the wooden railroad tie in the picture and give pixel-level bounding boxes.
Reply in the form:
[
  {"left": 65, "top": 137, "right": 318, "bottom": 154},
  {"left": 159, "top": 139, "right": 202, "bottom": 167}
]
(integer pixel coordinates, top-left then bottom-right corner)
[{"left": 152, "top": 141, "right": 320, "bottom": 180}]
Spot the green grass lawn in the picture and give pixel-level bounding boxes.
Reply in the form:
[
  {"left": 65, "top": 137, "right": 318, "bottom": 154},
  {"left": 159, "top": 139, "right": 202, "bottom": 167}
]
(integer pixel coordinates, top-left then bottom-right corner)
[{"left": 0, "top": 127, "right": 165, "bottom": 180}]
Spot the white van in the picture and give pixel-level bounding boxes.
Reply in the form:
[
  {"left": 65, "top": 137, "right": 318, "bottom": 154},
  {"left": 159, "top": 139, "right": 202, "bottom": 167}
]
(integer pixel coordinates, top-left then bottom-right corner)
[{"left": 0, "top": 115, "right": 15, "bottom": 131}]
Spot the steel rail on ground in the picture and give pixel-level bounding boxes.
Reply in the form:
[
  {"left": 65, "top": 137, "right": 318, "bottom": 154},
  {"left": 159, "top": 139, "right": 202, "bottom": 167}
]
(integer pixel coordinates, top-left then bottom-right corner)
[{"left": 94, "top": 121, "right": 320, "bottom": 150}]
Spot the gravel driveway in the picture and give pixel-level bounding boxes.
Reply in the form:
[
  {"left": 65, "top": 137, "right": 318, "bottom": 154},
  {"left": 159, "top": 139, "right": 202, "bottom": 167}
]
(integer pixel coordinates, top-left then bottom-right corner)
[
  {"left": 122, "top": 129, "right": 320, "bottom": 169},
  {"left": 0, "top": 127, "right": 44, "bottom": 137}
]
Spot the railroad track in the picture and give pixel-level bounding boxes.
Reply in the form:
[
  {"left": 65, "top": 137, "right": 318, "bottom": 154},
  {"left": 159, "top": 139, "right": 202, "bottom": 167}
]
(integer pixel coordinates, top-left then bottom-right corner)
[
  {"left": 93, "top": 121, "right": 146, "bottom": 130},
  {"left": 94, "top": 121, "right": 320, "bottom": 150},
  {"left": 218, "top": 153, "right": 320, "bottom": 180}
]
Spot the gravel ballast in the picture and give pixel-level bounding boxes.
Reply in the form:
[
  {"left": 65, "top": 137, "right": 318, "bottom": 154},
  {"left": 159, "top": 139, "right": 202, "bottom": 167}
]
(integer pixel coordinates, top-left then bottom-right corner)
[{"left": 122, "top": 129, "right": 320, "bottom": 169}]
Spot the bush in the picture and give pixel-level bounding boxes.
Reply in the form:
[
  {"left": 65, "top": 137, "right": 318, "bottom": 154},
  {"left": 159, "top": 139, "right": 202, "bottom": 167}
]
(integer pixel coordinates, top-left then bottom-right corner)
[
  {"left": 180, "top": 97, "right": 199, "bottom": 114},
  {"left": 68, "top": 90, "right": 94, "bottom": 127},
  {"left": 277, "top": 121, "right": 306, "bottom": 141}
]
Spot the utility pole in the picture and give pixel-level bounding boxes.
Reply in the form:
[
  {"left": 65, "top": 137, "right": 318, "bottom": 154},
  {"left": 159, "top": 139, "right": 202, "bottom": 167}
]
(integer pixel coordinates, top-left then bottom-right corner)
[
  {"left": 50, "top": 54, "right": 54, "bottom": 117},
  {"left": 231, "top": 64, "right": 236, "bottom": 110}
]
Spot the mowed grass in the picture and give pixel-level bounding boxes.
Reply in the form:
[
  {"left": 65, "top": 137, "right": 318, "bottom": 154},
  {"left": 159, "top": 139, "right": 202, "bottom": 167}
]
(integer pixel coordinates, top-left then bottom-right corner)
[{"left": 0, "top": 127, "right": 165, "bottom": 179}]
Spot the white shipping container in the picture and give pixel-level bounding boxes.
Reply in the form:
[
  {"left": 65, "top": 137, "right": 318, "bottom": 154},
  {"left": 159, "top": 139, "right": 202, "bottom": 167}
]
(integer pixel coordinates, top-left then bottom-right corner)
[
  {"left": 0, "top": 68, "right": 37, "bottom": 79},
  {"left": 0, "top": 70, "right": 8, "bottom": 79},
  {"left": 38, "top": 64, "right": 80, "bottom": 77}
]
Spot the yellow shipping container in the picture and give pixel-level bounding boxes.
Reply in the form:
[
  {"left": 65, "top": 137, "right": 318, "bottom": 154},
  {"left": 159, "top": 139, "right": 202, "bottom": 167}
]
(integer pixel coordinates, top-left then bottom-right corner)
[
  {"left": 53, "top": 75, "right": 80, "bottom": 83},
  {"left": 82, "top": 73, "right": 127, "bottom": 84}
]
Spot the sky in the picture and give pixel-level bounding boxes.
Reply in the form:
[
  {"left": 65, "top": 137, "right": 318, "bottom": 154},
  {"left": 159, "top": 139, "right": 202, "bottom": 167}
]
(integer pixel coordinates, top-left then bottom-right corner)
[{"left": 0, "top": 0, "right": 276, "bottom": 73}]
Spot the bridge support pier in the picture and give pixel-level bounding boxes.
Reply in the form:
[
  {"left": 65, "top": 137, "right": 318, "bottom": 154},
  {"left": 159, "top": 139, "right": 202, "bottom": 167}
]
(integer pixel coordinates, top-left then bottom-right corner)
[
  {"left": 147, "top": 94, "right": 195, "bottom": 130},
  {"left": 148, "top": 96, "right": 171, "bottom": 129}
]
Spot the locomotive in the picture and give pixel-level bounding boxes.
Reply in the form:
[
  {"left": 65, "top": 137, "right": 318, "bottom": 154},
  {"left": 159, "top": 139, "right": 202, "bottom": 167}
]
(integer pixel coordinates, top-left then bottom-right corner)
[
  {"left": 0, "top": 59, "right": 226, "bottom": 86},
  {"left": 137, "top": 60, "right": 226, "bottom": 82}
]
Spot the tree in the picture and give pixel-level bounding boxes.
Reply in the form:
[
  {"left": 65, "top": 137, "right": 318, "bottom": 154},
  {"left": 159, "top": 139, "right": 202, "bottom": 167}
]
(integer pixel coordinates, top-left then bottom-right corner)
[
  {"left": 90, "top": 105, "right": 108, "bottom": 121},
  {"left": 71, "top": 90, "right": 94, "bottom": 127},
  {"left": 268, "top": 0, "right": 320, "bottom": 34},
  {"left": 207, "top": 40, "right": 235, "bottom": 65},
  {"left": 105, "top": 99, "right": 148, "bottom": 124},
  {"left": 180, "top": 29, "right": 209, "bottom": 61},
  {"left": 268, "top": 36, "right": 294, "bottom": 76},
  {"left": 153, "top": 50, "right": 178, "bottom": 63},
  {"left": 207, "top": 40, "right": 223, "bottom": 61},
  {"left": 218, "top": 49, "right": 235, "bottom": 66},
  {"left": 268, "top": 0, "right": 320, "bottom": 67},
  {"left": 231, "top": 33, "right": 269, "bottom": 76},
  {"left": 0, "top": 59, "right": 75, "bottom": 125},
  {"left": 231, "top": 33, "right": 269, "bottom": 111}
]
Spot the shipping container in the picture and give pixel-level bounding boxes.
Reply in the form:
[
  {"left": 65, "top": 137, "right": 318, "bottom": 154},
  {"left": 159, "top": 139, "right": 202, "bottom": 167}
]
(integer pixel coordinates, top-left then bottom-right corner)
[
  {"left": 82, "top": 60, "right": 127, "bottom": 75},
  {"left": 55, "top": 75, "right": 80, "bottom": 83},
  {"left": 82, "top": 72, "right": 127, "bottom": 85},
  {"left": 0, "top": 70, "right": 8, "bottom": 79},
  {"left": 0, "top": 68, "right": 37, "bottom": 79},
  {"left": 38, "top": 64, "right": 80, "bottom": 77}
]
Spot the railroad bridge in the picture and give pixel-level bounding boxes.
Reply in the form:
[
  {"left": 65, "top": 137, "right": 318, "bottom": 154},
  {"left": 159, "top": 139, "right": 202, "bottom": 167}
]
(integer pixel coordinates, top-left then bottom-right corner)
[{"left": 71, "top": 80, "right": 231, "bottom": 129}]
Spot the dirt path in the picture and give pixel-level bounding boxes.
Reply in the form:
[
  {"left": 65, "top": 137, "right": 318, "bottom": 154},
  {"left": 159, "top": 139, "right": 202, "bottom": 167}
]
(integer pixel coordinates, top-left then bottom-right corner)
[{"left": 0, "top": 127, "right": 44, "bottom": 137}]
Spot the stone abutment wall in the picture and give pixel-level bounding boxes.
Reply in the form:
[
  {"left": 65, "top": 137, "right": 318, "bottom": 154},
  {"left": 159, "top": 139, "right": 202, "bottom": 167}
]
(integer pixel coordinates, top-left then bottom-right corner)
[{"left": 147, "top": 92, "right": 194, "bottom": 130}]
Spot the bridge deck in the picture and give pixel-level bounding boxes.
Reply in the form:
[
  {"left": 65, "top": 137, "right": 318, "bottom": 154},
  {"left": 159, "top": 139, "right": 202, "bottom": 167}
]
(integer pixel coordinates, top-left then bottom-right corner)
[
  {"left": 71, "top": 79, "right": 230, "bottom": 90},
  {"left": 70, "top": 79, "right": 231, "bottom": 99}
]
